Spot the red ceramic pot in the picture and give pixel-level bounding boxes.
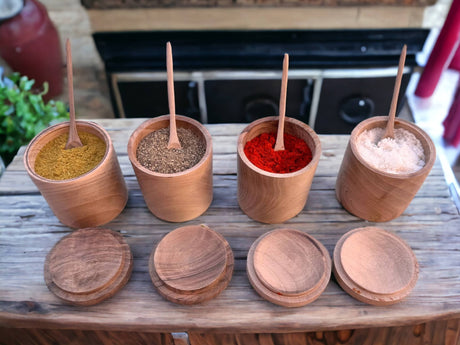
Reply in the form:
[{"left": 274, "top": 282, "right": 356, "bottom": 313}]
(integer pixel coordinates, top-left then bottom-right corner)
[{"left": 0, "top": 0, "right": 63, "bottom": 101}]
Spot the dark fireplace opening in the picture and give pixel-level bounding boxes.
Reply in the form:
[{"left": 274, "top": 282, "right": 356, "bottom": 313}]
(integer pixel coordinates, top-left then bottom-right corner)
[{"left": 93, "top": 28, "right": 429, "bottom": 134}]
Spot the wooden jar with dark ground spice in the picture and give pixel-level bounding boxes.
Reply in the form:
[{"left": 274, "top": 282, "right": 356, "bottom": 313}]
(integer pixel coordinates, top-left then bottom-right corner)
[
  {"left": 237, "top": 116, "right": 321, "bottom": 223},
  {"left": 127, "top": 115, "right": 212, "bottom": 222},
  {"left": 24, "top": 121, "right": 128, "bottom": 228}
]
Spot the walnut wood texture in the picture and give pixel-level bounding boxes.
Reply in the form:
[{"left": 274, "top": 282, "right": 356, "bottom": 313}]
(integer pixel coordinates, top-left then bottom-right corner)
[
  {"left": 154, "top": 225, "right": 228, "bottom": 292},
  {"left": 44, "top": 228, "right": 133, "bottom": 306},
  {"left": 149, "top": 225, "right": 234, "bottom": 305},
  {"left": 1, "top": 119, "right": 460, "bottom": 335},
  {"left": 333, "top": 227, "right": 418, "bottom": 306},
  {"left": 247, "top": 229, "right": 331, "bottom": 307},
  {"left": 335, "top": 116, "right": 436, "bottom": 222},
  {"left": 0, "top": 327, "right": 174, "bottom": 345},
  {"left": 127, "top": 115, "right": 213, "bottom": 222},
  {"left": 187, "top": 318, "right": 460, "bottom": 344},
  {"left": 237, "top": 117, "right": 321, "bottom": 223},
  {"left": 1, "top": 318, "right": 459, "bottom": 345},
  {"left": 23, "top": 121, "right": 128, "bottom": 228}
]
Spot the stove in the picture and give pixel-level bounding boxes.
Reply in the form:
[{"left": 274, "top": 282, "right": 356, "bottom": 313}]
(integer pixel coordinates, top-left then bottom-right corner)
[{"left": 93, "top": 29, "right": 429, "bottom": 134}]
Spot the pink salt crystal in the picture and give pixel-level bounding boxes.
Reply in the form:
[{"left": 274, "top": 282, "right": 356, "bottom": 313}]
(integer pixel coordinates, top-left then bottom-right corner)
[{"left": 356, "top": 127, "right": 425, "bottom": 174}]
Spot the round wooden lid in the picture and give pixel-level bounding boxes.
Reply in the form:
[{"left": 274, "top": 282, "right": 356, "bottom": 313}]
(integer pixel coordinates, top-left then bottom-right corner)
[
  {"left": 49, "top": 230, "right": 124, "bottom": 294},
  {"left": 247, "top": 229, "right": 331, "bottom": 307},
  {"left": 333, "top": 227, "right": 419, "bottom": 306},
  {"left": 154, "top": 225, "right": 227, "bottom": 292},
  {"left": 149, "top": 225, "right": 234, "bottom": 305},
  {"left": 253, "top": 229, "right": 327, "bottom": 296},
  {"left": 44, "top": 228, "right": 133, "bottom": 306}
]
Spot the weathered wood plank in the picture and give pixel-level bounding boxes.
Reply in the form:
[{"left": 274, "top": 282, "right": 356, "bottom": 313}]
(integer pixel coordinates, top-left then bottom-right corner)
[
  {"left": 1, "top": 318, "right": 458, "bottom": 345},
  {"left": 187, "top": 318, "right": 460, "bottom": 345},
  {"left": 0, "top": 327, "right": 174, "bottom": 345},
  {"left": 1, "top": 121, "right": 459, "bottom": 334}
]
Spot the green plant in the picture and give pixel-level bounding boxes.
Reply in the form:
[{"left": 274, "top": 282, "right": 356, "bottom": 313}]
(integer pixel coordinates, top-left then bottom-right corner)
[{"left": 0, "top": 70, "right": 68, "bottom": 166}]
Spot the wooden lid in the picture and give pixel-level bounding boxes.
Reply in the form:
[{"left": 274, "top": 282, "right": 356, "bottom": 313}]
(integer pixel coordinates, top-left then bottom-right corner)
[
  {"left": 154, "top": 225, "right": 227, "bottom": 292},
  {"left": 44, "top": 228, "right": 133, "bottom": 306},
  {"left": 247, "top": 229, "right": 331, "bottom": 307},
  {"left": 149, "top": 225, "right": 234, "bottom": 305},
  {"left": 333, "top": 227, "right": 418, "bottom": 306}
]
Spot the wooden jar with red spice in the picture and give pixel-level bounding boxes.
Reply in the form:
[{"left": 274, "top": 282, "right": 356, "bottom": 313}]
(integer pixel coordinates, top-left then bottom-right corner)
[{"left": 237, "top": 116, "right": 321, "bottom": 223}]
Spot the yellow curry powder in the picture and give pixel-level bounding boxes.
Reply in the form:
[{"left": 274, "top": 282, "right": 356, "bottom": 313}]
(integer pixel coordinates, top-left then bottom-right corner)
[{"left": 34, "top": 132, "right": 106, "bottom": 180}]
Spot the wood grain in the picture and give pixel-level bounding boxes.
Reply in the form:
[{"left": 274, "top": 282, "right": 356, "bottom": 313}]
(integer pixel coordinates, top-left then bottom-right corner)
[
  {"left": 0, "top": 319, "right": 459, "bottom": 345},
  {"left": 23, "top": 121, "right": 128, "bottom": 228},
  {"left": 0, "top": 327, "right": 174, "bottom": 345},
  {"left": 166, "top": 42, "right": 181, "bottom": 150},
  {"left": 187, "top": 318, "right": 460, "bottom": 344},
  {"left": 382, "top": 44, "right": 407, "bottom": 140},
  {"left": 87, "top": 8, "right": 426, "bottom": 32},
  {"left": 44, "top": 228, "right": 133, "bottom": 306},
  {"left": 333, "top": 227, "right": 418, "bottom": 306},
  {"left": 247, "top": 229, "right": 331, "bottom": 307},
  {"left": 127, "top": 115, "right": 213, "bottom": 222},
  {"left": 1, "top": 119, "right": 460, "bottom": 334},
  {"left": 154, "top": 225, "right": 227, "bottom": 292},
  {"left": 274, "top": 54, "right": 289, "bottom": 152},
  {"left": 48, "top": 230, "right": 124, "bottom": 295},
  {"left": 336, "top": 116, "right": 436, "bottom": 222},
  {"left": 237, "top": 116, "right": 321, "bottom": 223},
  {"left": 382, "top": 45, "right": 407, "bottom": 139},
  {"left": 64, "top": 38, "right": 83, "bottom": 150},
  {"left": 149, "top": 225, "right": 234, "bottom": 305}
]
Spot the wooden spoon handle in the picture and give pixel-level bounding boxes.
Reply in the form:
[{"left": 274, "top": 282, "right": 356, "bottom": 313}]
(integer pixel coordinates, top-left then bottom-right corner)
[
  {"left": 383, "top": 44, "right": 407, "bottom": 140},
  {"left": 166, "top": 42, "right": 181, "bottom": 150},
  {"left": 274, "top": 53, "right": 289, "bottom": 151},
  {"left": 64, "top": 39, "right": 82, "bottom": 150}
]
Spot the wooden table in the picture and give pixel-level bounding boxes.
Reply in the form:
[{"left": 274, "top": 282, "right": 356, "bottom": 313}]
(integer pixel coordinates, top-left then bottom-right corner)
[{"left": 1, "top": 119, "right": 460, "bottom": 345}]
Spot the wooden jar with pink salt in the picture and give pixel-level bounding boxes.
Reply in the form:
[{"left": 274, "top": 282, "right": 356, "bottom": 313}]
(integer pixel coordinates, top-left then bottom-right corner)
[{"left": 336, "top": 116, "right": 436, "bottom": 222}]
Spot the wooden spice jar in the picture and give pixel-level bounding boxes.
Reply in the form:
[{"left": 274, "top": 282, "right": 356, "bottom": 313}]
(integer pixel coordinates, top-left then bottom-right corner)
[
  {"left": 24, "top": 121, "right": 128, "bottom": 228},
  {"left": 127, "top": 115, "right": 213, "bottom": 222},
  {"left": 335, "top": 116, "right": 436, "bottom": 222},
  {"left": 237, "top": 116, "right": 321, "bottom": 223}
]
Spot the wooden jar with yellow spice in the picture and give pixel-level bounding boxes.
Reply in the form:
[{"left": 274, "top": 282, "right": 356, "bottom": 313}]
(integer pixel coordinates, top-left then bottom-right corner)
[{"left": 24, "top": 121, "right": 128, "bottom": 228}]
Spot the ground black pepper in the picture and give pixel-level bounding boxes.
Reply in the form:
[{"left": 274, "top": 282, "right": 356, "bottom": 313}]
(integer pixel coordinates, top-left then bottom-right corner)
[{"left": 136, "top": 127, "right": 206, "bottom": 174}]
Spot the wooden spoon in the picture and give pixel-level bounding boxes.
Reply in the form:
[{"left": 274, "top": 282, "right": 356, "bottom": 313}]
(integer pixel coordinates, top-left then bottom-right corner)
[
  {"left": 274, "top": 53, "right": 289, "bottom": 151},
  {"left": 381, "top": 44, "right": 407, "bottom": 140},
  {"left": 166, "top": 42, "right": 181, "bottom": 150},
  {"left": 64, "top": 39, "right": 83, "bottom": 150}
]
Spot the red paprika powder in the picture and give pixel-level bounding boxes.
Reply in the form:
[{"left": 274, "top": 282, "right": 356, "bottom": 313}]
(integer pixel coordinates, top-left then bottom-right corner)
[{"left": 244, "top": 132, "right": 312, "bottom": 173}]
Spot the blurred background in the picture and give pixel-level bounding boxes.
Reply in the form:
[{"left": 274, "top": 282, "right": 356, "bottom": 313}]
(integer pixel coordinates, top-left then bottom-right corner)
[
  {"left": 0, "top": 0, "right": 452, "bottom": 122},
  {"left": 0, "top": 0, "right": 457, "bottom": 185}
]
